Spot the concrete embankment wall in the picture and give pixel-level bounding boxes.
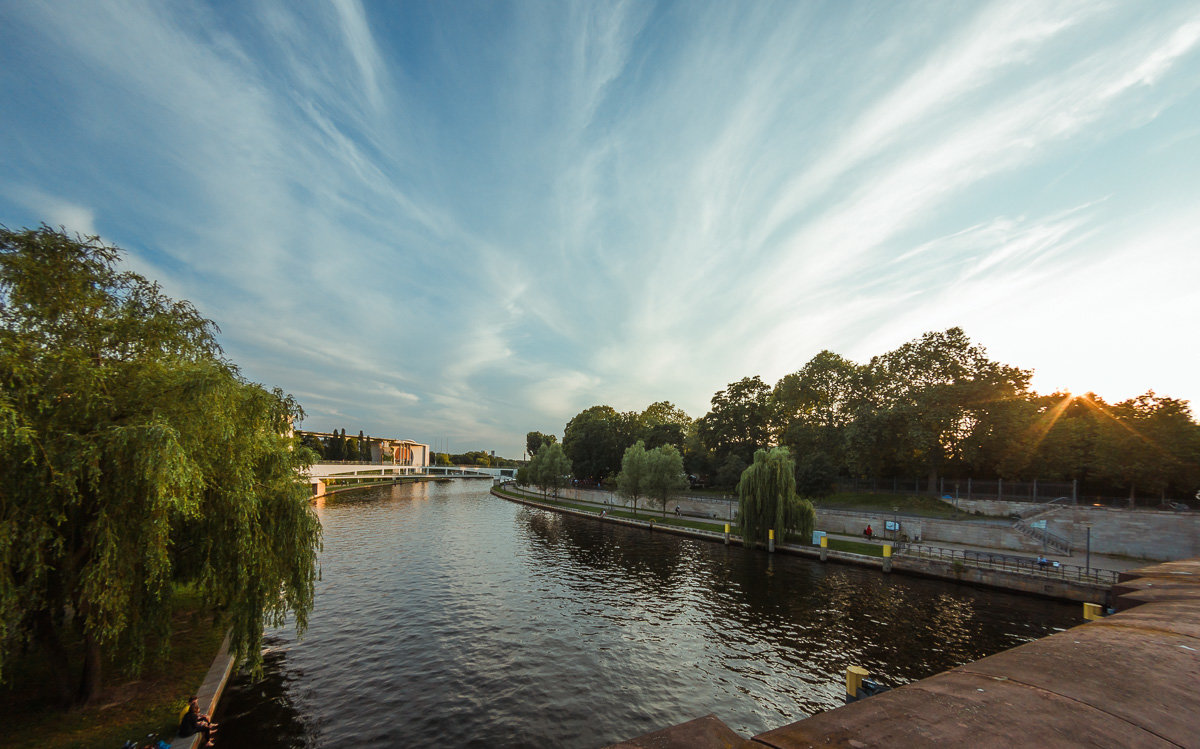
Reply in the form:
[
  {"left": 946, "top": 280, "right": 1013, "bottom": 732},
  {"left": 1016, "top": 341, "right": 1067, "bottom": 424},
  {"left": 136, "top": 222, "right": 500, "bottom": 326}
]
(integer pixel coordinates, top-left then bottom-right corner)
[
  {"left": 611, "top": 558, "right": 1200, "bottom": 749},
  {"left": 818, "top": 504, "right": 1200, "bottom": 561},
  {"left": 948, "top": 500, "right": 1200, "bottom": 560},
  {"left": 494, "top": 488, "right": 1109, "bottom": 603},
  {"left": 818, "top": 508, "right": 1020, "bottom": 550}
]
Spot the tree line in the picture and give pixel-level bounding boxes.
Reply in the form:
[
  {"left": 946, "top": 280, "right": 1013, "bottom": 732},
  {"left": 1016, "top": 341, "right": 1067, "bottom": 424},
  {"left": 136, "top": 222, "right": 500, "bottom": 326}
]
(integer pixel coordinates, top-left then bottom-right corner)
[
  {"left": 522, "top": 421, "right": 814, "bottom": 548},
  {"left": 431, "top": 450, "right": 519, "bottom": 467},
  {"left": 299, "top": 428, "right": 373, "bottom": 461},
  {"left": 552, "top": 328, "right": 1200, "bottom": 503}
]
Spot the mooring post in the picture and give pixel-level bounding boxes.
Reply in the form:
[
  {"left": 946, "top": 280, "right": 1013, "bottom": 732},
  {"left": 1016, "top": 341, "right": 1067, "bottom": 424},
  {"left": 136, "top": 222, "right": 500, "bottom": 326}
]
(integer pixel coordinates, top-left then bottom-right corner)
[
  {"left": 882, "top": 544, "right": 892, "bottom": 573},
  {"left": 846, "top": 665, "right": 869, "bottom": 703},
  {"left": 724, "top": 523, "right": 730, "bottom": 545},
  {"left": 820, "top": 534, "right": 828, "bottom": 562},
  {"left": 768, "top": 529, "right": 775, "bottom": 553}
]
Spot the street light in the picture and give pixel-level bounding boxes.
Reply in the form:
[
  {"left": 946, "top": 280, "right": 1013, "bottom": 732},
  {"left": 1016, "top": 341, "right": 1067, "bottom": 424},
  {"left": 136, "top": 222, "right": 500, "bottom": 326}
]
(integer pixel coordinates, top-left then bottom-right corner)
[{"left": 1086, "top": 523, "right": 1092, "bottom": 576}]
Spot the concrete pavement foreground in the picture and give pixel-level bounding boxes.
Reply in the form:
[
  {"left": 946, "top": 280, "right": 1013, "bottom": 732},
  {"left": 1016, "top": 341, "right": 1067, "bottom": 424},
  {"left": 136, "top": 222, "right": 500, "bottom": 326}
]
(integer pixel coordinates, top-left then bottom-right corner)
[{"left": 607, "top": 557, "right": 1200, "bottom": 748}]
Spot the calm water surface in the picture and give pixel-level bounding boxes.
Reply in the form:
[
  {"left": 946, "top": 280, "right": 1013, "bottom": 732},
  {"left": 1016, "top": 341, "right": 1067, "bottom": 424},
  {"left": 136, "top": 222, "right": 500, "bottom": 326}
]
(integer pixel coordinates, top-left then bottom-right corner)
[{"left": 214, "top": 480, "right": 1079, "bottom": 747}]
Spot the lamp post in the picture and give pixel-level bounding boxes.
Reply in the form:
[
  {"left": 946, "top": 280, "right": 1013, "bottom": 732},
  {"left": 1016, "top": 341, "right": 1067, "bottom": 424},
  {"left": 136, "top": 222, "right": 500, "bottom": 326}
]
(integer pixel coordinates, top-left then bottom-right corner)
[{"left": 1086, "top": 524, "right": 1092, "bottom": 576}]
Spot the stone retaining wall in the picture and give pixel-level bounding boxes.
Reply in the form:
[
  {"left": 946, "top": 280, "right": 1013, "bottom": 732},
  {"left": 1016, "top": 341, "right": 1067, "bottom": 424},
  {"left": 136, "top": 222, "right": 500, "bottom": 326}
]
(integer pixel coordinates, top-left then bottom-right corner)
[
  {"left": 817, "top": 505, "right": 1199, "bottom": 561},
  {"left": 818, "top": 509, "right": 1032, "bottom": 552},
  {"left": 943, "top": 501, "right": 1200, "bottom": 560}
]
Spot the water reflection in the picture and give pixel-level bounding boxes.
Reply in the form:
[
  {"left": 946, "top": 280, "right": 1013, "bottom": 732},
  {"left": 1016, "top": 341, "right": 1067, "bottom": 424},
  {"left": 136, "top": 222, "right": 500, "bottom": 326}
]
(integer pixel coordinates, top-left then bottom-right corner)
[{"left": 215, "top": 482, "right": 1079, "bottom": 747}]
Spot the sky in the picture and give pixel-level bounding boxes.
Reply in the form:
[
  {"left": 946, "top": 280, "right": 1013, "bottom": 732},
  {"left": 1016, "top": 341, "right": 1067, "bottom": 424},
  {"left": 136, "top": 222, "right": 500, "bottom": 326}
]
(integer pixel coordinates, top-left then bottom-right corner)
[{"left": 2, "top": 0, "right": 1199, "bottom": 457}]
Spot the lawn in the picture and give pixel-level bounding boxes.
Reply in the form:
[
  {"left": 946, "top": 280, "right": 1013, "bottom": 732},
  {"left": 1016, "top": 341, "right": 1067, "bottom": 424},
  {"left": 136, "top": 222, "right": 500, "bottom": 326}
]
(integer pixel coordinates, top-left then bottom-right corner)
[
  {"left": 824, "top": 538, "right": 887, "bottom": 556},
  {"left": 812, "top": 491, "right": 999, "bottom": 519},
  {"left": 3, "top": 589, "right": 228, "bottom": 749}
]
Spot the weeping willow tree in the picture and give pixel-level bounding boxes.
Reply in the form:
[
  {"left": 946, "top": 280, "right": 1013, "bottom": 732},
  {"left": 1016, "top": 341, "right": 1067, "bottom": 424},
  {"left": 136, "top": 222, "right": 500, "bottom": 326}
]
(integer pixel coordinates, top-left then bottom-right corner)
[
  {"left": 736, "top": 446, "right": 816, "bottom": 546},
  {"left": 0, "top": 227, "right": 321, "bottom": 706}
]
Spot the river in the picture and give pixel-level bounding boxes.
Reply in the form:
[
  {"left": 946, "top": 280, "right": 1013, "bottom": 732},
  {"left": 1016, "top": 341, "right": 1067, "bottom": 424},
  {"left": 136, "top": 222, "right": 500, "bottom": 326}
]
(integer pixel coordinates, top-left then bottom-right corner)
[{"left": 213, "top": 479, "right": 1079, "bottom": 747}]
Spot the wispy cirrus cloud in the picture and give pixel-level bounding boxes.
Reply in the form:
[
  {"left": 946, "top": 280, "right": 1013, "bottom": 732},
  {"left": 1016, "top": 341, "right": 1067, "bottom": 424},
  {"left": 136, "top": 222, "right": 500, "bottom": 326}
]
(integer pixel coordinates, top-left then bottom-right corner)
[{"left": 2, "top": 0, "right": 1198, "bottom": 454}]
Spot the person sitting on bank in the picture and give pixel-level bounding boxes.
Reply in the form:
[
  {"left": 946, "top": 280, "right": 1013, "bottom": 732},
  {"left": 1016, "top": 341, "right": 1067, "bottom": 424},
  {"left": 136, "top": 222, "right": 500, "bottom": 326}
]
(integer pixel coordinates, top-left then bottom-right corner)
[
  {"left": 179, "top": 695, "right": 218, "bottom": 746},
  {"left": 864, "top": 525, "right": 873, "bottom": 540}
]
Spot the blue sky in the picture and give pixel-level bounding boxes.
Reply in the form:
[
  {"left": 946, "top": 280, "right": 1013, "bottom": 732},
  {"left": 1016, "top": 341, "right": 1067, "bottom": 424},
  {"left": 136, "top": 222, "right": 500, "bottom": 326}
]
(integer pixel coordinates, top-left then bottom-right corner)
[{"left": 2, "top": 0, "right": 1199, "bottom": 457}]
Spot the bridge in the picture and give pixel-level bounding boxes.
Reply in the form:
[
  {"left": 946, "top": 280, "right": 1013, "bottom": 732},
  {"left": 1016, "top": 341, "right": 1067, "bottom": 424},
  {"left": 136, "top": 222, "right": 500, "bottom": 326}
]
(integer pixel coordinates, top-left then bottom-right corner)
[{"left": 305, "top": 461, "right": 516, "bottom": 496}]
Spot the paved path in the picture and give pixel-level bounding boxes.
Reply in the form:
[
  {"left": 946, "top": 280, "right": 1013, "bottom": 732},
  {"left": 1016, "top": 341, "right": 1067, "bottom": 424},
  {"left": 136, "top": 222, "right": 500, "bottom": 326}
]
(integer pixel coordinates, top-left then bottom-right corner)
[{"left": 821, "top": 531, "right": 1144, "bottom": 572}]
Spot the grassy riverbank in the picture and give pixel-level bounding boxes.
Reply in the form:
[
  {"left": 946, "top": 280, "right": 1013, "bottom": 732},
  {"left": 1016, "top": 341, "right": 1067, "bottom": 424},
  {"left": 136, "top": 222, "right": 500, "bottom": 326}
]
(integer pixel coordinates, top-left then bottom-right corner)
[
  {"left": 812, "top": 491, "right": 1002, "bottom": 519},
  {"left": 2, "top": 589, "right": 228, "bottom": 749}
]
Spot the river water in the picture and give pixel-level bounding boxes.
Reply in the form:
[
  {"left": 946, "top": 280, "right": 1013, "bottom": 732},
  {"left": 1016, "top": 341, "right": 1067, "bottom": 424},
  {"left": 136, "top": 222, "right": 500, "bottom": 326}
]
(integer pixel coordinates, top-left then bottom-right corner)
[{"left": 213, "top": 480, "right": 1079, "bottom": 747}]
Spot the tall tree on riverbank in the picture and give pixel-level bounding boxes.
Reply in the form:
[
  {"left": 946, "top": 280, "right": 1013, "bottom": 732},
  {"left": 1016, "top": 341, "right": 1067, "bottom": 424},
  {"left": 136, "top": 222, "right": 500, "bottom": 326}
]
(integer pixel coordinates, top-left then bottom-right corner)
[
  {"left": 563, "top": 405, "right": 632, "bottom": 482},
  {"left": 526, "top": 431, "right": 557, "bottom": 459},
  {"left": 698, "top": 377, "right": 772, "bottom": 469},
  {"left": 617, "top": 441, "right": 649, "bottom": 517},
  {"left": 737, "top": 447, "right": 815, "bottom": 545},
  {"left": 645, "top": 444, "right": 688, "bottom": 517},
  {"left": 0, "top": 227, "right": 321, "bottom": 706},
  {"left": 531, "top": 441, "right": 572, "bottom": 497}
]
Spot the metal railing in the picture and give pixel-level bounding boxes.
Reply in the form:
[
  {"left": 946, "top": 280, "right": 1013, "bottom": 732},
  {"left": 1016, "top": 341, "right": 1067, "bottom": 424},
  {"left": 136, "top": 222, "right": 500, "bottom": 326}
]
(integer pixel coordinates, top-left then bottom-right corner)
[
  {"left": 898, "top": 543, "right": 1119, "bottom": 585},
  {"left": 1011, "top": 519, "right": 1072, "bottom": 555}
]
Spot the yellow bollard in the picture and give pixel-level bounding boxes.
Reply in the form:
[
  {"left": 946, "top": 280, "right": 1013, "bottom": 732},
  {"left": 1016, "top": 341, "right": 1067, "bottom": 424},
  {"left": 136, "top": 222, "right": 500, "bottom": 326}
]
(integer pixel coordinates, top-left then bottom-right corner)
[
  {"left": 1083, "top": 602, "right": 1103, "bottom": 621},
  {"left": 724, "top": 523, "right": 730, "bottom": 545},
  {"left": 769, "top": 528, "right": 775, "bottom": 553},
  {"left": 820, "top": 534, "right": 828, "bottom": 561},
  {"left": 882, "top": 544, "right": 892, "bottom": 557},
  {"left": 882, "top": 544, "right": 892, "bottom": 573},
  {"left": 846, "top": 665, "right": 869, "bottom": 703}
]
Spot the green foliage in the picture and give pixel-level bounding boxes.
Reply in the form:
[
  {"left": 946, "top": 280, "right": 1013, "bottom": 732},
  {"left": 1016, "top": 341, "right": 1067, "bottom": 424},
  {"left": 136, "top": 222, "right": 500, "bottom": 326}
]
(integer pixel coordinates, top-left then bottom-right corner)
[
  {"left": 639, "top": 401, "right": 692, "bottom": 451},
  {"left": 560, "top": 327, "right": 1200, "bottom": 503},
  {"left": 562, "top": 405, "right": 633, "bottom": 482},
  {"left": 529, "top": 442, "right": 572, "bottom": 496},
  {"left": 795, "top": 452, "right": 836, "bottom": 498},
  {"left": 448, "top": 450, "right": 493, "bottom": 466},
  {"left": 616, "top": 441, "right": 648, "bottom": 515},
  {"left": 299, "top": 433, "right": 325, "bottom": 458},
  {"left": 525, "top": 431, "right": 557, "bottom": 458},
  {"left": 736, "top": 447, "right": 815, "bottom": 545},
  {"left": 0, "top": 227, "right": 320, "bottom": 705},
  {"left": 698, "top": 376, "right": 772, "bottom": 467},
  {"left": 773, "top": 350, "right": 861, "bottom": 471},
  {"left": 861, "top": 327, "right": 1032, "bottom": 490},
  {"left": 644, "top": 444, "right": 688, "bottom": 516},
  {"left": 715, "top": 453, "right": 748, "bottom": 488}
]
